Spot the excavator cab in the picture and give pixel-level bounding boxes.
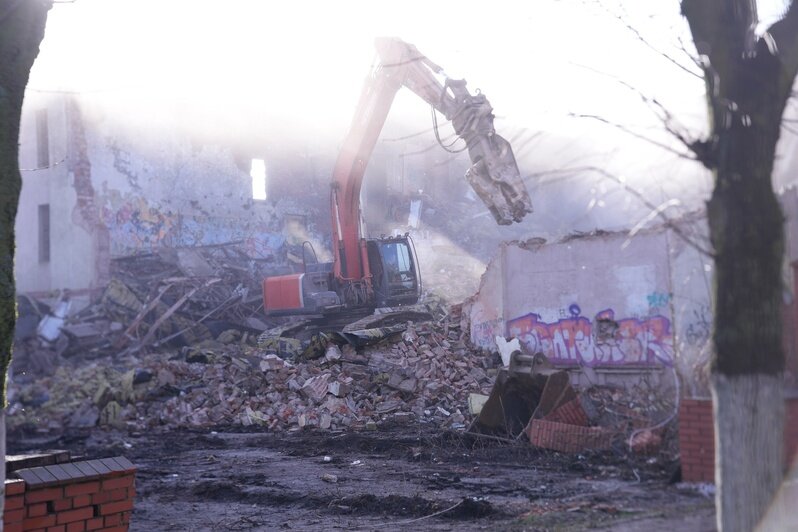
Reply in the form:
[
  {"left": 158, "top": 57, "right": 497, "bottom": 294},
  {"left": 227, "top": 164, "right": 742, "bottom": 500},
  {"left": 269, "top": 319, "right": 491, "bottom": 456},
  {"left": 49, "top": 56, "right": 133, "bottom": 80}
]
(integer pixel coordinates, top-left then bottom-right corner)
[
  {"left": 262, "top": 236, "right": 420, "bottom": 316},
  {"left": 366, "top": 236, "right": 421, "bottom": 307}
]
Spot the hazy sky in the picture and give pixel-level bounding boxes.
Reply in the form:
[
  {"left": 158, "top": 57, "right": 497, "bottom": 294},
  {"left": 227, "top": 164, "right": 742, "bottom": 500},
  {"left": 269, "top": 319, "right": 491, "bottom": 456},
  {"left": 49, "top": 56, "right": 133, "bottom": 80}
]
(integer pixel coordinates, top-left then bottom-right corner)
[
  {"left": 25, "top": 0, "right": 797, "bottom": 234},
  {"left": 30, "top": 1, "right": 710, "bottom": 131}
]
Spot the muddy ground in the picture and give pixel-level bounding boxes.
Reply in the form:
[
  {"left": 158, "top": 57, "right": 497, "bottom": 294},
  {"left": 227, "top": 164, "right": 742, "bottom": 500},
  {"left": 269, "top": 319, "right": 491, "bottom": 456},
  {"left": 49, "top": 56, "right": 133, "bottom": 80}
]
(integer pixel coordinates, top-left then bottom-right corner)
[{"left": 9, "top": 423, "right": 715, "bottom": 531}]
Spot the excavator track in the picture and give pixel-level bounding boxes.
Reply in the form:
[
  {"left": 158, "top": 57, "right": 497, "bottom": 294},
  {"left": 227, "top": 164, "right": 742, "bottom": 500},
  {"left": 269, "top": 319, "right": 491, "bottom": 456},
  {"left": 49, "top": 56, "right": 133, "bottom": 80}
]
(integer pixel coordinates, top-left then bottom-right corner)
[{"left": 341, "top": 309, "right": 432, "bottom": 332}]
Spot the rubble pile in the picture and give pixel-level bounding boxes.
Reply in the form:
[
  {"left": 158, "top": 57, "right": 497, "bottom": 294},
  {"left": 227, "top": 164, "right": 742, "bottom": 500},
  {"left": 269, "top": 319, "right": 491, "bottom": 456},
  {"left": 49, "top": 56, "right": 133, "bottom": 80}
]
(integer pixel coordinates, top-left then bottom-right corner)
[
  {"left": 582, "top": 382, "right": 675, "bottom": 428},
  {"left": 13, "top": 243, "right": 280, "bottom": 378},
  {"left": 10, "top": 271, "right": 677, "bottom": 457},
  {"left": 582, "top": 382, "right": 677, "bottom": 454},
  {"left": 8, "top": 305, "right": 500, "bottom": 433}
]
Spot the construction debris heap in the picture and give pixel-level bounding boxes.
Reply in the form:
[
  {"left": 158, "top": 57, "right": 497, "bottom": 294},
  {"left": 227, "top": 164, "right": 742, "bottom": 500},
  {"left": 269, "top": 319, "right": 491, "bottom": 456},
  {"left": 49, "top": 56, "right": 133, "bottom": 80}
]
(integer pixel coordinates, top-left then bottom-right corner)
[
  {"left": 9, "top": 243, "right": 676, "bottom": 457},
  {"left": 9, "top": 304, "right": 499, "bottom": 432}
]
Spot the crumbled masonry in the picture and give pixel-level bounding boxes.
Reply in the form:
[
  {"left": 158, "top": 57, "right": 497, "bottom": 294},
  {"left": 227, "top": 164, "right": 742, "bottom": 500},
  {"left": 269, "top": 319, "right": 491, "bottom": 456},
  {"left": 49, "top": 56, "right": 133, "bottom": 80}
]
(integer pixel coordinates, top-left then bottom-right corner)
[
  {"left": 9, "top": 242, "right": 676, "bottom": 451},
  {"left": 9, "top": 305, "right": 491, "bottom": 432},
  {"left": 9, "top": 296, "right": 676, "bottom": 457}
]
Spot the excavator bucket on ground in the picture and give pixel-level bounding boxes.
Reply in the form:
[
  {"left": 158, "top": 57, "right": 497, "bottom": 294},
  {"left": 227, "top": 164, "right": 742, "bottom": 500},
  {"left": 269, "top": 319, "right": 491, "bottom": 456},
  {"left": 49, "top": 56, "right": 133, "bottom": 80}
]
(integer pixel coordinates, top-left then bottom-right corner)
[{"left": 468, "top": 352, "right": 577, "bottom": 438}]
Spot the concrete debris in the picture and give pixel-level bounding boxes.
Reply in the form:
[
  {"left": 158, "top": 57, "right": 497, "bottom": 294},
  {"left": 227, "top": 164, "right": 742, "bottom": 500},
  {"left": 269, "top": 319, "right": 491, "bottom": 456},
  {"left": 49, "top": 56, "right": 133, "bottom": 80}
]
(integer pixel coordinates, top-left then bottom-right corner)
[
  {"left": 260, "top": 354, "right": 290, "bottom": 372},
  {"left": 324, "top": 344, "right": 342, "bottom": 362},
  {"left": 468, "top": 393, "right": 489, "bottom": 416},
  {"left": 8, "top": 293, "right": 675, "bottom": 457},
  {"left": 301, "top": 374, "right": 332, "bottom": 403},
  {"left": 12, "top": 242, "right": 281, "bottom": 379},
  {"left": 37, "top": 297, "right": 72, "bottom": 344},
  {"left": 328, "top": 379, "right": 352, "bottom": 397},
  {"left": 8, "top": 304, "right": 495, "bottom": 433},
  {"left": 494, "top": 336, "right": 520, "bottom": 367},
  {"left": 630, "top": 429, "right": 663, "bottom": 454}
]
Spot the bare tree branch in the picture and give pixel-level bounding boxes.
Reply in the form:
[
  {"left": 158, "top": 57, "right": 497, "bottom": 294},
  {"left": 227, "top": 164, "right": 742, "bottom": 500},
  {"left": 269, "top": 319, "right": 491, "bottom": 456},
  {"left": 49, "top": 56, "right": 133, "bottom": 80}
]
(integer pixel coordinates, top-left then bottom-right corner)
[
  {"left": 506, "top": 129, "right": 544, "bottom": 160},
  {"left": 570, "top": 62, "right": 709, "bottom": 162},
  {"left": 681, "top": 0, "right": 755, "bottom": 87},
  {"left": 569, "top": 112, "right": 699, "bottom": 161},
  {"left": 588, "top": 166, "right": 714, "bottom": 257},
  {"left": 523, "top": 165, "right": 714, "bottom": 257},
  {"left": 599, "top": 2, "right": 703, "bottom": 79},
  {"left": 677, "top": 35, "right": 704, "bottom": 69}
]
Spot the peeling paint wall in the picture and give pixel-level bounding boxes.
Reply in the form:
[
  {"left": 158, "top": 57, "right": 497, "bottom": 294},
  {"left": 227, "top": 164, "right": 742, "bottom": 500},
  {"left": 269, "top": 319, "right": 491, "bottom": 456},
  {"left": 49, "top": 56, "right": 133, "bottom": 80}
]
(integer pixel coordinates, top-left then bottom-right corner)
[
  {"left": 15, "top": 95, "right": 330, "bottom": 301},
  {"left": 83, "top": 108, "right": 329, "bottom": 261},
  {"left": 467, "top": 248, "right": 504, "bottom": 349},
  {"left": 466, "top": 191, "right": 798, "bottom": 397},
  {"left": 16, "top": 94, "right": 97, "bottom": 307}
]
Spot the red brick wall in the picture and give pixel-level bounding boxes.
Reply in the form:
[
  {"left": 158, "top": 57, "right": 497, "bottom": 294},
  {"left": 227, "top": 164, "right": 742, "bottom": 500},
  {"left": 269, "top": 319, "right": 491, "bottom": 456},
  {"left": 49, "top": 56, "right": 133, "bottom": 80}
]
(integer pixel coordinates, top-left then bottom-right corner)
[
  {"left": 3, "top": 457, "right": 136, "bottom": 532},
  {"left": 678, "top": 399, "right": 716, "bottom": 482},
  {"left": 679, "top": 397, "right": 798, "bottom": 483}
]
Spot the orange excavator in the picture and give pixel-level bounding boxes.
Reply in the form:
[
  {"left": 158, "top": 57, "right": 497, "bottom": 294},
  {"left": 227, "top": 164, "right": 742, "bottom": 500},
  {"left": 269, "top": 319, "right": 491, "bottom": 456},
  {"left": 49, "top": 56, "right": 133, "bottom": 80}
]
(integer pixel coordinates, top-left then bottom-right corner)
[{"left": 263, "top": 38, "right": 532, "bottom": 316}]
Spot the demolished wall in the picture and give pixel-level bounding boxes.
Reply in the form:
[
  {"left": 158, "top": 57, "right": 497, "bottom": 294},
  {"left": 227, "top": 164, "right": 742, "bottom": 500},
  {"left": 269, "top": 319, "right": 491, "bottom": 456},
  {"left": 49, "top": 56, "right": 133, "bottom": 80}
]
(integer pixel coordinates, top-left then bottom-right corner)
[
  {"left": 16, "top": 95, "right": 96, "bottom": 302},
  {"left": 15, "top": 95, "right": 331, "bottom": 305},
  {"left": 84, "top": 102, "right": 330, "bottom": 262},
  {"left": 466, "top": 222, "right": 712, "bottom": 394}
]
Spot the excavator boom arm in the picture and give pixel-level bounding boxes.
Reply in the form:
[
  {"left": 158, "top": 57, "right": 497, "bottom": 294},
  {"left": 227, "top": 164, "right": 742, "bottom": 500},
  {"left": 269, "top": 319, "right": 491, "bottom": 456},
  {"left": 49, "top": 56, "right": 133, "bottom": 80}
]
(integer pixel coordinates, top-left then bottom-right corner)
[
  {"left": 374, "top": 38, "right": 533, "bottom": 226},
  {"left": 331, "top": 37, "right": 533, "bottom": 287}
]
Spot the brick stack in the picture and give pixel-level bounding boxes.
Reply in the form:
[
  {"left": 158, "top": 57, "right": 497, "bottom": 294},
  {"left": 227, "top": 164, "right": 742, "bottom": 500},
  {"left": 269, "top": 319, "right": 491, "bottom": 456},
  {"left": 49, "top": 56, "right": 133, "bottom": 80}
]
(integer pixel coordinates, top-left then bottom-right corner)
[
  {"left": 542, "top": 397, "right": 589, "bottom": 426},
  {"left": 9, "top": 309, "right": 498, "bottom": 433},
  {"left": 527, "top": 419, "right": 614, "bottom": 453},
  {"left": 526, "top": 397, "right": 614, "bottom": 453},
  {"left": 4, "top": 455, "right": 136, "bottom": 532},
  {"left": 3, "top": 480, "right": 26, "bottom": 530}
]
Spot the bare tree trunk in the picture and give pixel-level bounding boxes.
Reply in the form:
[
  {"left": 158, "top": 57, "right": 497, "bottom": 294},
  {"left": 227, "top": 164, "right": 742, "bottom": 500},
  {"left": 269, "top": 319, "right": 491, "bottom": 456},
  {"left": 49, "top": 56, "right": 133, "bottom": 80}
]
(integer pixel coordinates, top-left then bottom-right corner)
[
  {"left": 681, "top": 1, "right": 798, "bottom": 530},
  {"left": 0, "top": 0, "right": 52, "bottom": 527},
  {"left": 0, "top": 408, "right": 5, "bottom": 532},
  {"left": 706, "top": 75, "right": 786, "bottom": 532}
]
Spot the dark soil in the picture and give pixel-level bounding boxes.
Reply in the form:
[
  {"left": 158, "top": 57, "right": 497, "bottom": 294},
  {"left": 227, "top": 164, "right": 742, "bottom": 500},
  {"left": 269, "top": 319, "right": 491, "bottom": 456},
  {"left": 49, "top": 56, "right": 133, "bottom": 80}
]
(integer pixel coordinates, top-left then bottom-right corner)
[{"left": 8, "top": 424, "right": 715, "bottom": 531}]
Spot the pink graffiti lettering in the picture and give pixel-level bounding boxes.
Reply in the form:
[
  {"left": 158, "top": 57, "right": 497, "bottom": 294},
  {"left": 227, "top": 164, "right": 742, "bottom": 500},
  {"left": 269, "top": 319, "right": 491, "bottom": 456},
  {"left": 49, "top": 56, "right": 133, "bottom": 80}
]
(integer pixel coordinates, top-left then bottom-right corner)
[{"left": 507, "top": 309, "right": 673, "bottom": 366}]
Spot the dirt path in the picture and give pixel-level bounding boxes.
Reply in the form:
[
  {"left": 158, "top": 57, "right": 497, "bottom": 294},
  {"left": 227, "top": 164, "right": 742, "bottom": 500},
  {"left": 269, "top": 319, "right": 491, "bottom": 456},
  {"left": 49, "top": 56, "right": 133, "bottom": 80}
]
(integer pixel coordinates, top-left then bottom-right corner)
[{"left": 9, "top": 424, "right": 715, "bottom": 531}]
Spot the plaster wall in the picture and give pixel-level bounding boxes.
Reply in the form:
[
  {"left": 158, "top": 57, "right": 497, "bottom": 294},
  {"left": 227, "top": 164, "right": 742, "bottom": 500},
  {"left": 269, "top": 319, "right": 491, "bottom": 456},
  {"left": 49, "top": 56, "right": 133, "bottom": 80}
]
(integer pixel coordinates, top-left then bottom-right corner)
[
  {"left": 468, "top": 248, "right": 504, "bottom": 350},
  {"left": 15, "top": 95, "right": 332, "bottom": 303},
  {"left": 16, "top": 94, "right": 95, "bottom": 301},
  {"left": 468, "top": 223, "right": 712, "bottom": 392}
]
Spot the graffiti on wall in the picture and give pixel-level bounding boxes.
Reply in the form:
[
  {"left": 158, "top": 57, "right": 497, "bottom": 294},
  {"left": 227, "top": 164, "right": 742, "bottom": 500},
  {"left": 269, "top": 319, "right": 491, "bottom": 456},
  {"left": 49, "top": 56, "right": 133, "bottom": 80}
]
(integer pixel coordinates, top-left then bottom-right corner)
[
  {"left": 100, "top": 197, "right": 177, "bottom": 254},
  {"left": 471, "top": 317, "right": 504, "bottom": 349},
  {"left": 507, "top": 307, "right": 673, "bottom": 366},
  {"left": 684, "top": 305, "right": 711, "bottom": 346},
  {"left": 646, "top": 291, "right": 672, "bottom": 310},
  {"left": 173, "top": 216, "right": 286, "bottom": 255},
  {"left": 99, "top": 195, "right": 292, "bottom": 258}
]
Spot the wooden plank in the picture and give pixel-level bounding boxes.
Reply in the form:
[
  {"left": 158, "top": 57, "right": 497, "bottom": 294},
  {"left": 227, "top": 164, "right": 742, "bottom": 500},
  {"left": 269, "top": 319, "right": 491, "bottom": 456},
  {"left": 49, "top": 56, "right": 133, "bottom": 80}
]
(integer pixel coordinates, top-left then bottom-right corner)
[{"left": 136, "top": 278, "right": 220, "bottom": 348}]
